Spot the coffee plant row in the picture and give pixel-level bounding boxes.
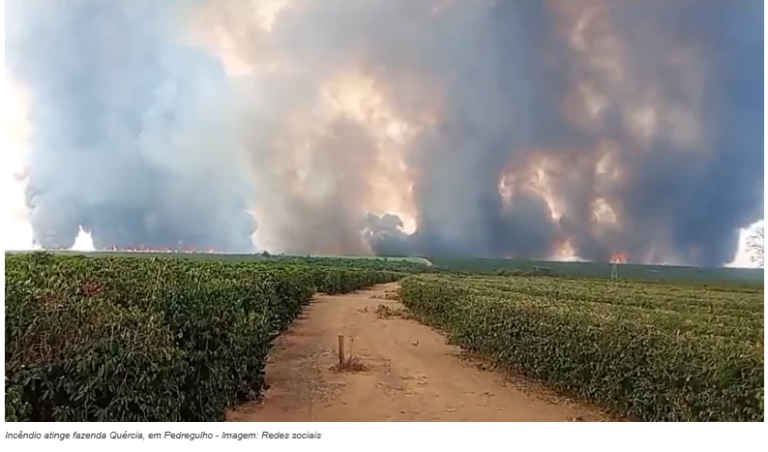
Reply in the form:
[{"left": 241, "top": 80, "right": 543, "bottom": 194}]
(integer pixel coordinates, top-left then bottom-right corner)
[
  {"left": 399, "top": 274, "right": 763, "bottom": 421},
  {"left": 5, "top": 252, "right": 404, "bottom": 421}
]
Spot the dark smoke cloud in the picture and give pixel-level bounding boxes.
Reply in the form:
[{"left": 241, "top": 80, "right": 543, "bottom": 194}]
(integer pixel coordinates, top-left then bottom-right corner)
[
  {"left": 363, "top": 0, "right": 763, "bottom": 265},
  {"left": 7, "top": 0, "right": 763, "bottom": 266}
]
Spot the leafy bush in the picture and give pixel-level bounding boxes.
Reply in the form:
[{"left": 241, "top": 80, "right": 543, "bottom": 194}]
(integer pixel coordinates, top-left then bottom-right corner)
[
  {"left": 5, "top": 252, "right": 401, "bottom": 421},
  {"left": 399, "top": 275, "right": 764, "bottom": 422},
  {"left": 310, "top": 267, "right": 401, "bottom": 295}
]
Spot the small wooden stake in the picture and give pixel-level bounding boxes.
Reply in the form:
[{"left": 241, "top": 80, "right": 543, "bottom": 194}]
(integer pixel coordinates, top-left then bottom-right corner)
[{"left": 338, "top": 334, "right": 345, "bottom": 367}]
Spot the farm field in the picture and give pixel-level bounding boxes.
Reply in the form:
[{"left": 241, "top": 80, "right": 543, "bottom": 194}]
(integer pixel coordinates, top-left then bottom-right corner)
[
  {"left": 5, "top": 252, "right": 405, "bottom": 421},
  {"left": 4, "top": 251, "right": 764, "bottom": 422},
  {"left": 399, "top": 274, "right": 764, "bottom": 421},
  {"left": 427, "top": 256, "right": 765, "bottom": 285},
  {"left": 12, "top": 250, "right": 762, "bottom": 285},
  {"left": 227, "top": 282, "right": 609, "bottom": 422},
  {"left": 8, "top": 250, "right": 433, "bottom": 267}
]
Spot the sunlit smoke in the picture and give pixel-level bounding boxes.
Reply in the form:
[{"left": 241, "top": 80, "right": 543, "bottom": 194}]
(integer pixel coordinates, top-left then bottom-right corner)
[
  {"left": 3, "top": 0, "right": 763, "bottom": 266},
  {"left": 553, "top": 239, "right": 585, "bottom": 262},
  {"left": 728, "top": 220, "right": 765, "bottom": 268},
  {"left": 70, "top": 226, "right": 95, "bottom": 252},
  {"left": 2, "top": 70, "right": 37, "bottom": 251}
]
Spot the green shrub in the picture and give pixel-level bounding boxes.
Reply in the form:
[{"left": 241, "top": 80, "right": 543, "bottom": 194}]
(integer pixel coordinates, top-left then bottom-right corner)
[
  {"left": 5, "top": 284, "right": 185, "bottom": 421},
  {"left": 5, "top": 252, "right": 402, "bottom": 421},
  {"left": 399, "top": 275, "right": 764, "bottom": 422}
]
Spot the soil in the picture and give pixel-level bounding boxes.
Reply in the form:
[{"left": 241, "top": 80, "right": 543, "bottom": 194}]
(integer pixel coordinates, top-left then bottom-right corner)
[{"left": 227, "top": 282, "right": 610, "bottom": 422}]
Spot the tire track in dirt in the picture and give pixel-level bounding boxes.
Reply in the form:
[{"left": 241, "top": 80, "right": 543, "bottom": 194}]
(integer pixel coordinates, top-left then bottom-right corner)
[{"left": 227, "top": 282, "right": 609, "bottom": 422}]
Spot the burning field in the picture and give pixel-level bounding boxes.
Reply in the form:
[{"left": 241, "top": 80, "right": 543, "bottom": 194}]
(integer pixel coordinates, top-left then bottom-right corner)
[
  {"left": 3, "top": 0, "right": 764, "bottom": 267},
  {"left": 3, "top": 2, "right": 763, "bottom": 425}
]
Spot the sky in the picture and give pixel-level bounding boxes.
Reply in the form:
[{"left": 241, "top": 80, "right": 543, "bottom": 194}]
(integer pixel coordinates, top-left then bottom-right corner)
[{"left": 1, "top": 0, "right": 765, "bottom": 267}]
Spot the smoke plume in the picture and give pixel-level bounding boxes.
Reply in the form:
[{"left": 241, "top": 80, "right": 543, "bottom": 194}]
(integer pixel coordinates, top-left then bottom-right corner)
[
  {"left": 6, "top": 0, "right": 256, "bottom": 251},
  {"left": 5, "top": 0, "right": 763, "bottom": 265}
]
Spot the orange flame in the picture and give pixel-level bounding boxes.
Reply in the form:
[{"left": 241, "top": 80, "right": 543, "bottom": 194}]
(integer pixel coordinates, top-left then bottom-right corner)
[
  {"left": 103, "top": 244, "right": 218, "bottom": 254},
  {"left": 610, "top": 252, "right": 628, "bottom": 264}
]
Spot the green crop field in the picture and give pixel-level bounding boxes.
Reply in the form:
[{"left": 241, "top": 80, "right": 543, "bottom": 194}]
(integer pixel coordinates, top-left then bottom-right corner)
[
  {"left": 9, "top": 250, "right": 433, "bottom": 266},
  {"left": 399, "top": 274, "right": 764, "bottom": 421},
  {"left": 5, "top": 252, "right": 408, "bottom": 421},
  {"left": 426, "top": 256, "right": 764, "bottom": 286},
  {"left": 5, "top": 250, "right": 764, "bottom": 422}
]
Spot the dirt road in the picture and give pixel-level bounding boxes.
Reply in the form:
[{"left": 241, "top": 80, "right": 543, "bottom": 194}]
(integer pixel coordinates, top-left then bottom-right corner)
[{"left": 227, "top": 283, "right": 607, "bottom": 422}]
